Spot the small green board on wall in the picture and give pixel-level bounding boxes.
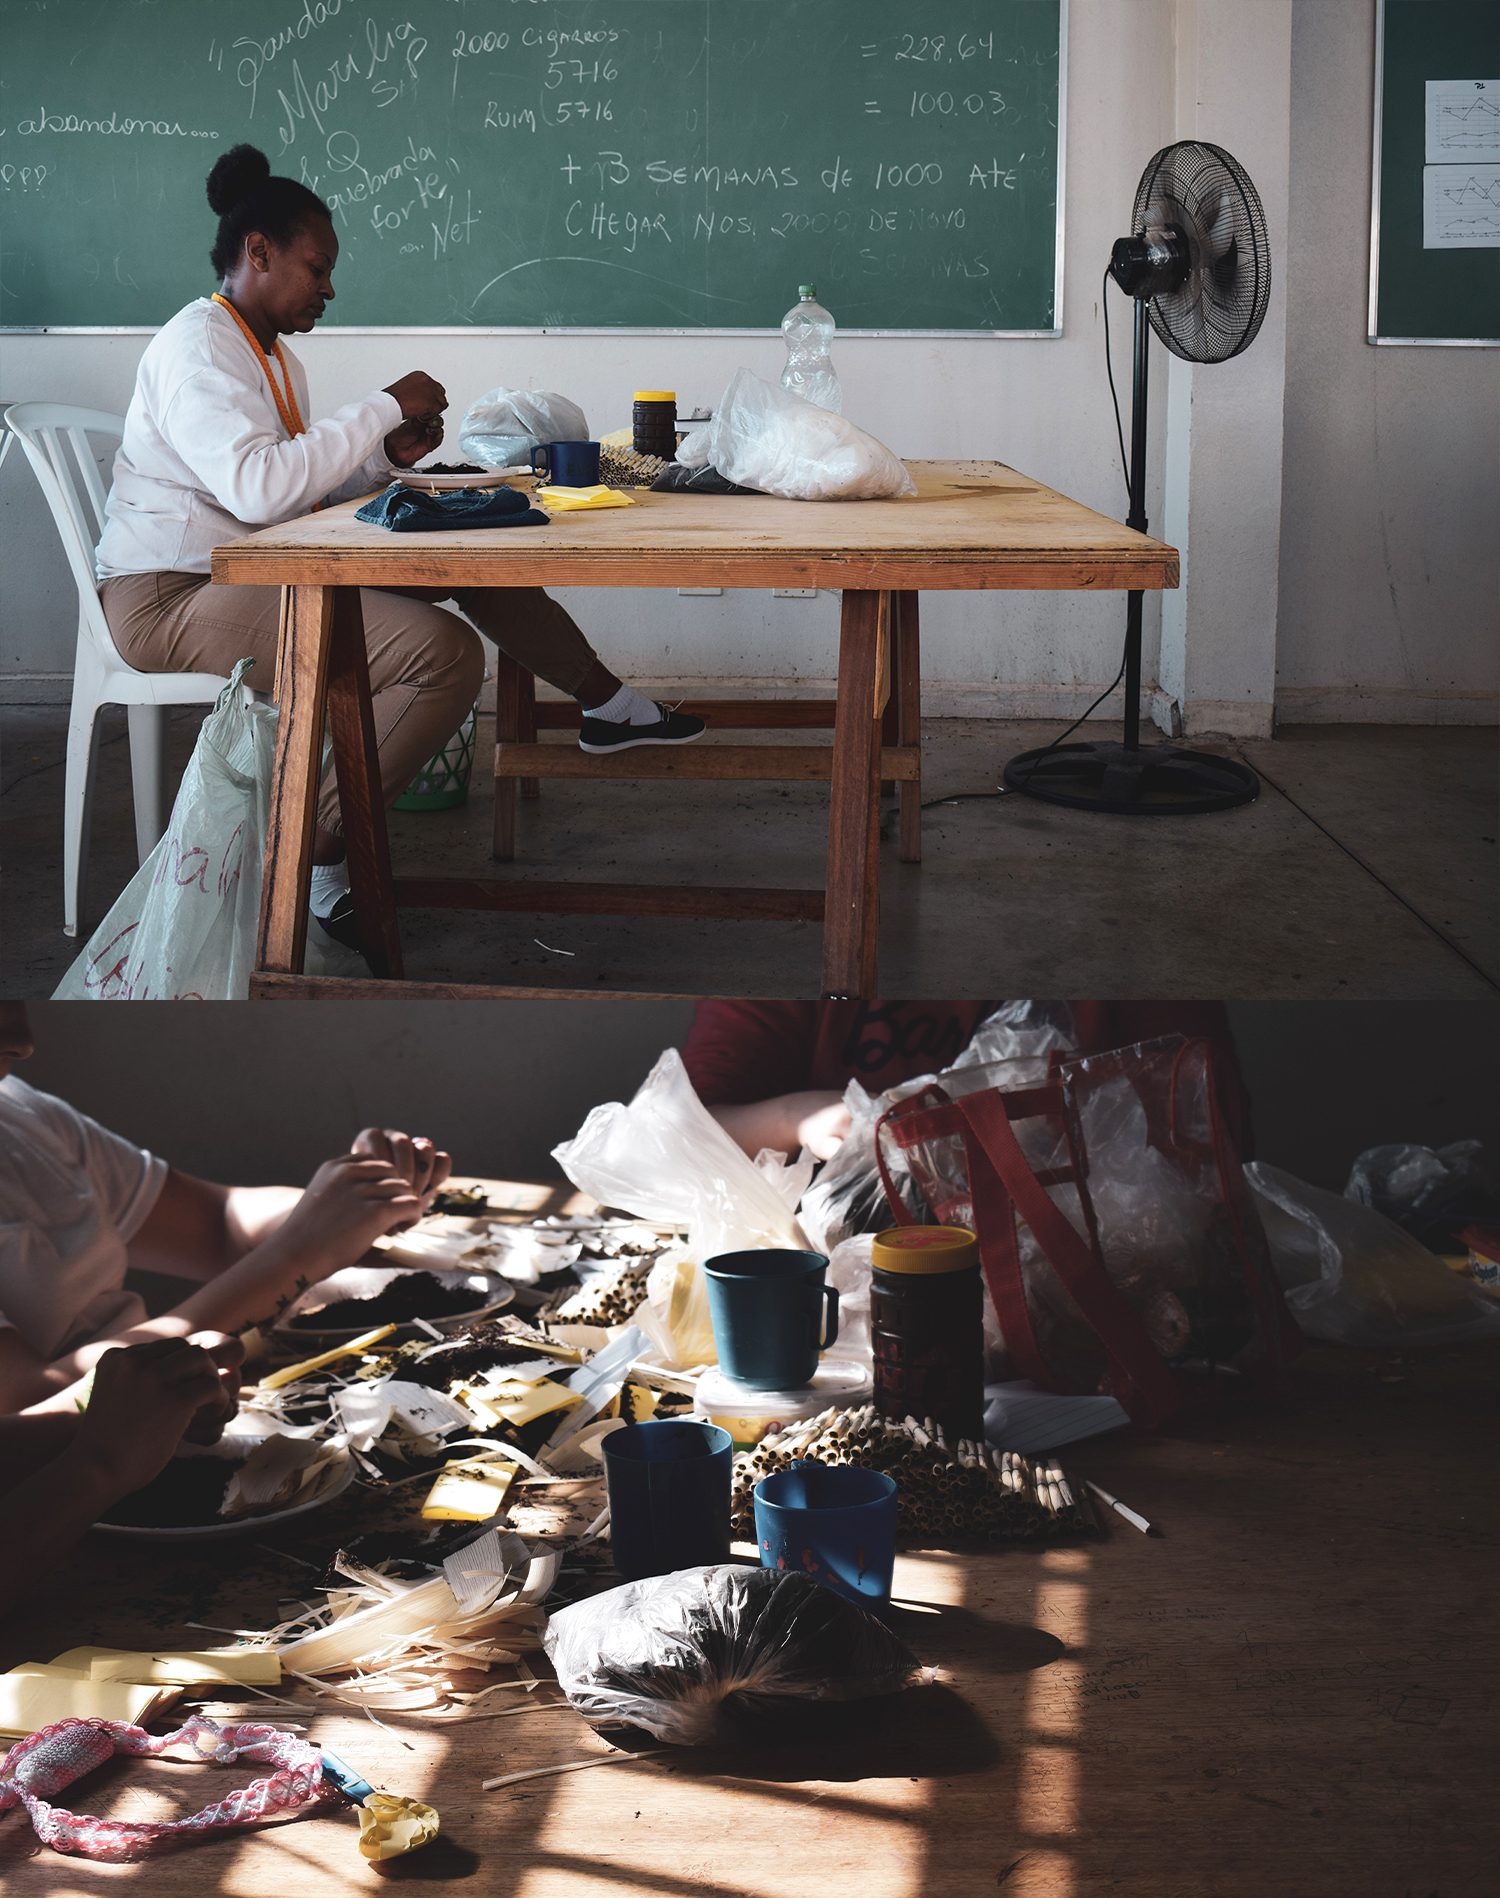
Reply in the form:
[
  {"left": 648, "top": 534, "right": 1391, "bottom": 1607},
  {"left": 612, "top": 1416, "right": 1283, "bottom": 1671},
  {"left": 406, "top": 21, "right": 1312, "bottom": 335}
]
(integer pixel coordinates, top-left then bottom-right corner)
[{"left": 1368, "top": 0, "right": 1500, "bottom": 345}]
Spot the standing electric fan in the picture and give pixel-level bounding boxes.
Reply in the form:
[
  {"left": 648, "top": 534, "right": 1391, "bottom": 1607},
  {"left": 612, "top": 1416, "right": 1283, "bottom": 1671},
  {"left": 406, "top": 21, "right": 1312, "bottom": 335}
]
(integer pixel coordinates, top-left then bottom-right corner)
[{"left": 1004, "top": 141, "right": 1270, "bottom": 813}]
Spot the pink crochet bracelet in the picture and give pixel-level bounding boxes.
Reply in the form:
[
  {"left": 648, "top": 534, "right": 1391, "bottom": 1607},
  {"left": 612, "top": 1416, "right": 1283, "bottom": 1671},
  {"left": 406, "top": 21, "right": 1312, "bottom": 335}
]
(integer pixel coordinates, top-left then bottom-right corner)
[{"left": 0, "top": 1713, "right": 339, "bottom": 1862}]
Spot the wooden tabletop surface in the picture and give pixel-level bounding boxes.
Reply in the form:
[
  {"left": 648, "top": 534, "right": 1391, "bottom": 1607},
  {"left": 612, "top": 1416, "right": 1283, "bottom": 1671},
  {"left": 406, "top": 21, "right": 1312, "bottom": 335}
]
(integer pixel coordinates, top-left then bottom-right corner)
[
  {"left": 212, "top": 460, "right": 1179, "bottom": 594},
  {"left": 2, "top": 1318, "right": 1490, "bottom": 1892}
]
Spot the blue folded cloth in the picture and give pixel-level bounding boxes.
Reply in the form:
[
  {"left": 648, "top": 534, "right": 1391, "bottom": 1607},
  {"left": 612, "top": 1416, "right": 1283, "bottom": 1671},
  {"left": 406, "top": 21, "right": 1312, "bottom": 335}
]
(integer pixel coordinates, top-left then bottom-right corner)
[{"left": 356, "top": 483, "right": 550, "bottom": 531}]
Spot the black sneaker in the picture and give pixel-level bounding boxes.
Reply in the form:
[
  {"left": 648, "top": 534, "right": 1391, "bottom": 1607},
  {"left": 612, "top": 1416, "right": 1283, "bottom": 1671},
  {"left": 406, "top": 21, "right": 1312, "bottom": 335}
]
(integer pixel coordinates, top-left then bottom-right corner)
[{"left": 578, "top": 703, "right": 707, "bottom": 754}]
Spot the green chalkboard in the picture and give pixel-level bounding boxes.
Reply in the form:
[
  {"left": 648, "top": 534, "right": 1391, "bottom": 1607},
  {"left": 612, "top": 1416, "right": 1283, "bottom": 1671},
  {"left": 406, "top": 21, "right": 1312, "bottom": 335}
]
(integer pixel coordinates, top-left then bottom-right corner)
[
  {"left": 0, "top": 0, "right": 1064, "bottom": 332},
  {"left": 1370, "top": 0, "right": 1500, "bottom": 344}
]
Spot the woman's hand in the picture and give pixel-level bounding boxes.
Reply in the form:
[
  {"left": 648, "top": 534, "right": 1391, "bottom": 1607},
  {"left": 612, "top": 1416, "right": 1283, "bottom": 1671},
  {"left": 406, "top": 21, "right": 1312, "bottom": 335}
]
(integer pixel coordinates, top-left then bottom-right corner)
[
  {"left": 269, "top": 1150, "right": 426, "bottom": 1276},
  {"left": 384, "top": 415, "right": 445, "bottom": 467},
  {"left": 384, "top": 370, "right": 448, "bottom": 420},
  {"left": 71, "top": 1336, "right": 244, "bottom": 1497},
  {"left": 351, "top": 1127, "right": 452, "bottom": 1231}
]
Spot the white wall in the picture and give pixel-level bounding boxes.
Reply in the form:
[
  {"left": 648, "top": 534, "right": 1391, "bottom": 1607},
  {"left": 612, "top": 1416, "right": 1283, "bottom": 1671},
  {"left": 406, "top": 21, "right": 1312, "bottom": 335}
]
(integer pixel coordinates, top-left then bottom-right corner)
[
  {"left": 1275, "top": 0, "right": 1500, "bottom": 724},
  {"left": 2, "top": 1, "right": 1493, "bottom": 728}
]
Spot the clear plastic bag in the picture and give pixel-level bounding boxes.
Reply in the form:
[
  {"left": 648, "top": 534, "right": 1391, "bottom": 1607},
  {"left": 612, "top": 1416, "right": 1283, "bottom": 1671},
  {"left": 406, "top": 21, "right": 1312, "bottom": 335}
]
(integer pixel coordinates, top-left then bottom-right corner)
[
  {"left": 704, "top": 368, "right": 915, "bottom": 502},
  {"left": 543, "top": 1565, "right": 921, "bottom": 1746},
  {"left": 1344, "top": 1141, "right": 1498, "bottom": 1250},
  {"left": 796, "top": 1003, "right": 1080, "bottom": 1257},
  {"left": 876, "top": 1037, "right": 1296, "bottom": 1420},
  {"left": 553, "top": 1049, "right": 813, "bottom": 1367},
  {"left": 458, "top": 388, "right": 590, "bottom": 469},
  {"left": 1245, "top": 1162, "right": 1500, "bottom": 1348}
]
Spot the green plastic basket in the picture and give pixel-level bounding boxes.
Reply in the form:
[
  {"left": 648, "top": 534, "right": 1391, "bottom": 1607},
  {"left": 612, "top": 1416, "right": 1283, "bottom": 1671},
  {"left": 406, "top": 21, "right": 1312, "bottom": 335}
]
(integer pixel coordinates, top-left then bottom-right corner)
[{"left": 392, "top": 701, "right": 478, "bottom": 812}]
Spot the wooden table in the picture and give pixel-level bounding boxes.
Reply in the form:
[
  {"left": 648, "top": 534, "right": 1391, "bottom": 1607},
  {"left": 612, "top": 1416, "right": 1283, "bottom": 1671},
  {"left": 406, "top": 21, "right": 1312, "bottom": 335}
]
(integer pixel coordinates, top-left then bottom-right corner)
[
  {"left": 213, "top": 461, "right": 1177, "bottom": 999},
  {"left": 1, "top": 1338, "right": 1494, "bottom": 1893}
]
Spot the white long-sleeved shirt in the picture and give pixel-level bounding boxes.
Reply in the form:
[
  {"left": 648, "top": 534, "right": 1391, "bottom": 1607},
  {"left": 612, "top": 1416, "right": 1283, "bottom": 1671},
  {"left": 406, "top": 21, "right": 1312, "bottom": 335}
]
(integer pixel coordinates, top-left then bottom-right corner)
[{"left": 96, "top": 297, "right": 402, "bottom": 577}]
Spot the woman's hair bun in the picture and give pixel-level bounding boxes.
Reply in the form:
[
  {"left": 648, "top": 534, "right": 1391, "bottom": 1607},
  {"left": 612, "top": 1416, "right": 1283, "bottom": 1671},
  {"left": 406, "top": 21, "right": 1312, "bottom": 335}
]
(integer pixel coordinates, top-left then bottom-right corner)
[{"left": 206, "top": 144, "right": 271, "bottom": 217}]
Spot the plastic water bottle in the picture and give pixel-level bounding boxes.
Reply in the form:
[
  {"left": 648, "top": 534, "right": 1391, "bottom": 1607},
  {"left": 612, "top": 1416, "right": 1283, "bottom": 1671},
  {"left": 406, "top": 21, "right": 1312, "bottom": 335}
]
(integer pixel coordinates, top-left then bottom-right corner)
[{"left": 780, "top": 284, "right": 842, "bottom": 413}]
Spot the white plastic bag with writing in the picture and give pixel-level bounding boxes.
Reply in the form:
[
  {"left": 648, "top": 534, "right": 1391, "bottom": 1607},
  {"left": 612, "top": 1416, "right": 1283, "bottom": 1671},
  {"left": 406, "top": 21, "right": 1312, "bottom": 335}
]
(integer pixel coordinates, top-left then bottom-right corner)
[
  {"left": 706, "top": 368, "right": 916, "bottom": 502},
  {"left": 459, "top": 388, "right": 590, "bottom": 469},
  {"left": 53, "top": 660, "right": 275, "bottom": 999}
]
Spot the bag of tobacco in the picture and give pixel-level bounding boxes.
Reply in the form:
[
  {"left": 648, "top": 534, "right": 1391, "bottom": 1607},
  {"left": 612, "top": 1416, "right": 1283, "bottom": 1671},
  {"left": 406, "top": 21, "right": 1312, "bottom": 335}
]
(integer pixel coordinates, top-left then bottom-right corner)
[{"left": 543, "top": 1565, "right": 922, "bottom": 1746}]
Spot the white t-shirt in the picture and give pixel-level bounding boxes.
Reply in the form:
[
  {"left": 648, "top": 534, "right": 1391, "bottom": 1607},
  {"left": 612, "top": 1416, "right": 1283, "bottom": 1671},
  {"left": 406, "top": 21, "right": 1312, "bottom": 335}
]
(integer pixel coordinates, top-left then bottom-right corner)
[
  {"left": 96, "top": 296, "right": 402, "bottom": 578},
  {"left": 0, "top": 1076, "right": 169, "bottom": 1359}
]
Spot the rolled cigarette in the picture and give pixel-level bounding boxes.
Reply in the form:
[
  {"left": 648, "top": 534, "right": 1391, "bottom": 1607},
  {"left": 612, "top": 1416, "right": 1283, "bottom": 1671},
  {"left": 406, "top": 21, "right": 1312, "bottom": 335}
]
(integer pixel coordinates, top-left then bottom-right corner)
[{"left": 1084, "top": 1479, "right": 1157, "bottom": 1536}]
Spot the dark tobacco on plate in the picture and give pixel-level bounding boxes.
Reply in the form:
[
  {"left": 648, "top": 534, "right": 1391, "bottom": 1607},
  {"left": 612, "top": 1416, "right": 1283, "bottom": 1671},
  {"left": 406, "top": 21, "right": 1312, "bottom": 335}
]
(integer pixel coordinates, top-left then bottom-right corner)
[
  {"left": 399, "top": 1319, "right": 560, "bottom": 1388},
  {"left": 289, "top": 1270, "right": 491, "bottom": 1329},
  {"left": 99, "top": 1457, "right": 237, "bottom": 1528}
]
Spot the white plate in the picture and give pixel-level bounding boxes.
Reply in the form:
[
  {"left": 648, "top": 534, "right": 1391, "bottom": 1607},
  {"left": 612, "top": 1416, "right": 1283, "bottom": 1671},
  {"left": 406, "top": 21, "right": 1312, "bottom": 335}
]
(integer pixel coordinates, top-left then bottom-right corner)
[
  {"left": 92, "top": 1446, "right": 356, "bottom": 1542},
  {"left": 394, "top": 468, "right": 537, "bottom": 492}
]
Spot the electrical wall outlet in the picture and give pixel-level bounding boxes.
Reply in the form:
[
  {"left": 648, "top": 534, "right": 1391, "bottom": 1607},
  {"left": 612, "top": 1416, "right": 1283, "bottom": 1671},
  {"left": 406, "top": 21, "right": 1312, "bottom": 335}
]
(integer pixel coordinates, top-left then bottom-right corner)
[
  {"left": 772, "top": 588, "right": 818, "bottom": 598},
  {"left": 677, "top": 587, "right": 722, "bottom": 597}
]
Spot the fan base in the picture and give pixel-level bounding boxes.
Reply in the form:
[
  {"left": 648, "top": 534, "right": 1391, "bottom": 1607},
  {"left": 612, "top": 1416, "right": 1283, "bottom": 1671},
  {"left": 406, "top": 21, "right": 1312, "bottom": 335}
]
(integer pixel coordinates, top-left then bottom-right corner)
[{"left": 1002, "top": 740, "right": 1259, "bottom": 815}]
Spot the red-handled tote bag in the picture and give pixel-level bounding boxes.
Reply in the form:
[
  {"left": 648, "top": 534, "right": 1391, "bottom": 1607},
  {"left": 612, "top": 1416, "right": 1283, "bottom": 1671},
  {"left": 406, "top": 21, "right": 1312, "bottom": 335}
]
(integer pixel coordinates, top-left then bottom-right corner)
[{"left": 874, "top": 1036, "right": 1298, "bottom": 1424}]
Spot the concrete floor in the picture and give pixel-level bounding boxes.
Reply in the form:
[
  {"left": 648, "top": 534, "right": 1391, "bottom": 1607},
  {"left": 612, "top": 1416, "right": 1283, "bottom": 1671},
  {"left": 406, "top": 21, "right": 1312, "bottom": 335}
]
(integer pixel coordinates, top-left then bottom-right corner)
[{"left": 3, "top": 704, "right": 1495, "bottom": 999}]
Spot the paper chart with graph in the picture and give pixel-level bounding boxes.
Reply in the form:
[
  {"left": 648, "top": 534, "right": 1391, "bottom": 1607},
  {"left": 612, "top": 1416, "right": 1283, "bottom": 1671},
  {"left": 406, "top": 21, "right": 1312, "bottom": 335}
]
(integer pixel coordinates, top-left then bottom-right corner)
[{"left": 1423, "top": 81, "right": 1500, "bottom": 249}]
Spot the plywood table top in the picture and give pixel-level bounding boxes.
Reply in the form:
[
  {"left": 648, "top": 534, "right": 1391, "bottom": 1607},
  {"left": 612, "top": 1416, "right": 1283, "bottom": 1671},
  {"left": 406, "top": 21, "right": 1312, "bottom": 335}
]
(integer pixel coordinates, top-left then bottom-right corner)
[
  {"left": 1, "top": 1340, "right": 1493, "bottom": 1896},
  {"left": 211, "top": 461, "right": 1179, "bottom": 594}
]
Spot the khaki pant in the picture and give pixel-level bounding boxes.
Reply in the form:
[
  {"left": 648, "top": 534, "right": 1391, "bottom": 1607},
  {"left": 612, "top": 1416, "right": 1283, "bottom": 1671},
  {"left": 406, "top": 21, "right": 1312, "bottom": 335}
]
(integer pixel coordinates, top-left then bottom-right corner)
[{"left": 100, "top": 572, "right": 599, "bottom": 836}]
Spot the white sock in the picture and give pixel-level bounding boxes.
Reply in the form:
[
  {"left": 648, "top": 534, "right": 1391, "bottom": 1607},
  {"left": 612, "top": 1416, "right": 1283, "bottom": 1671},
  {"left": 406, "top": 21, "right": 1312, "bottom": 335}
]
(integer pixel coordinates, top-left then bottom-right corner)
[
  {"left": 308, "top": 859, "right": 350, "bottom": 919},
  {"left": 583, "top": 682, "right": 660, "bottom": 726}
]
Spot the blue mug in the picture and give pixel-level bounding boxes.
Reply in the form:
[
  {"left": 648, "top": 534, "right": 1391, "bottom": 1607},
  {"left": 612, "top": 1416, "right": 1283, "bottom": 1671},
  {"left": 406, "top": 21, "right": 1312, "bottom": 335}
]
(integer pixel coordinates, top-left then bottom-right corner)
[
  {"left": 703, "top": 1249, "right": 840, "bottom": 1392},
  {"left": 531, "top": 439, "right": 601, "bottom": 486},
  {"left": 601, "top": 1419, "right": 733, "bottom": 1580},
  {"left": 754, "top": 1461, "right": 899, "bottom": 1613}
]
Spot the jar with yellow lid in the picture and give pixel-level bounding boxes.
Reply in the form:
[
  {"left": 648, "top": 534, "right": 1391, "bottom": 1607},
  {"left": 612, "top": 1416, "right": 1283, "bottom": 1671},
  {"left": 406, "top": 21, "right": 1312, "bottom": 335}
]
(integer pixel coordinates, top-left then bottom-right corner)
[
  {"left": 870, "top": 1225, "right": 984, "bottom": 1441},
  {"left": 632, "top": 390, "right": 677, "bottom": 460}
]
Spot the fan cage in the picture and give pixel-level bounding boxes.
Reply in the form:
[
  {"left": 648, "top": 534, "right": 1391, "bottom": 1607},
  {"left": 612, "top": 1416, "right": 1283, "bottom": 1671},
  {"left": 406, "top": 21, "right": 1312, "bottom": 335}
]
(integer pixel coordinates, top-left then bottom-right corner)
[{"left": 1130, "top": 141, "right": 1270, "bottom": 364}]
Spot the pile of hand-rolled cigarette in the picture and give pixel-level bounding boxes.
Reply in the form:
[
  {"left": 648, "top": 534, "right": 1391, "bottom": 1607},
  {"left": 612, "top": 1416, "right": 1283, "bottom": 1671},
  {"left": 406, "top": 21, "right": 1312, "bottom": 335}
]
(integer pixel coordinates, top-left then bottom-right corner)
[
  {"left": 729, "top": 1405, "right": 1092, "bottom": 1542},
  {"left": 550, "top": 1256, "right": 656, "bottom": 1328}
]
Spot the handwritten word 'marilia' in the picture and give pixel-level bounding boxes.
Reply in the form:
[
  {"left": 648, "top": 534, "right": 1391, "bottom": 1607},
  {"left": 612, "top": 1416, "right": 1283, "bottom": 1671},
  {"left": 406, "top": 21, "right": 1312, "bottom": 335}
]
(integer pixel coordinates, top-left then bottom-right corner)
[{"left": 17, "top": 108, "right": 218, "bottom": 139}]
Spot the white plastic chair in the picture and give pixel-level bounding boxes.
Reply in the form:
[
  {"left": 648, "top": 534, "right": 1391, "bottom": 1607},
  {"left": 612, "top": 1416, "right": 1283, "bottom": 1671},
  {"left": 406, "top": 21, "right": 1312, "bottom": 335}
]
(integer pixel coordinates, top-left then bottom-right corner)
[{"left": 3, "top": 402, "right": 238, "bottom": 936}]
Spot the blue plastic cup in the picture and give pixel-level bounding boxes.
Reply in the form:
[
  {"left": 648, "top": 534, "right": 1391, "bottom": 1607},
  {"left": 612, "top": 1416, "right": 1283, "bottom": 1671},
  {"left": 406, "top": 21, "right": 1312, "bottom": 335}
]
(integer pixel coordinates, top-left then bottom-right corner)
[
  {"left": 531, "top": 439, "right": 601, "bottom": 486},
  {"left": 753, "top": 1461, "right": 899, "bottom": 1613},
  {"left": 703, "top": 1248, "right": 840, "bottom": 1391},
  {"left": 601, "top": 1419, "right": 733, "bottom": 1581}
]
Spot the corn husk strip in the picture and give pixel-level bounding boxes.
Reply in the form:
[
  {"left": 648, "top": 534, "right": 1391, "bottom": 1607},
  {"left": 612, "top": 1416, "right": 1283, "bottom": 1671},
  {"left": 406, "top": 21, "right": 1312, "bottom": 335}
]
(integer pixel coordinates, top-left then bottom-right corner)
[{"left": 481, "top": 1752, "right": 661, "bottom": 1792}]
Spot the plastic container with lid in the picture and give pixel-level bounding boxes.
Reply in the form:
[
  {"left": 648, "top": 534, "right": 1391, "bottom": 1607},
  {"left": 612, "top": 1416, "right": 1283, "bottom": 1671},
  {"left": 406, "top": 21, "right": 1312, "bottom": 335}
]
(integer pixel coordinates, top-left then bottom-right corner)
[
  {"left": 694, "top": 1358, "right": 871, "bottom": 1450},
  {"left": 632, "top": 390, "right": 678, "bottom": 460},
  {"left": 870, "top": 1225, "right": 984, "bottom": 1442}
]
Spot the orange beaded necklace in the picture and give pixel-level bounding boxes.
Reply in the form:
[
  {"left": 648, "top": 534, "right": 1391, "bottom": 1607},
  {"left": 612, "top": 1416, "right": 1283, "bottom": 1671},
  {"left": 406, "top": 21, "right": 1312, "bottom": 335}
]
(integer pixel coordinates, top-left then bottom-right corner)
[{"left": 211, "top": 293, "right": 307, "bottom": 439}]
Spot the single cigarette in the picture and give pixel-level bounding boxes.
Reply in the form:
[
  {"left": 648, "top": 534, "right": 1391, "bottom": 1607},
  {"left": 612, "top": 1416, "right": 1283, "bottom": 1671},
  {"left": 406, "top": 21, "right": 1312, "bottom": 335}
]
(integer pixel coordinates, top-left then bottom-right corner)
[
  {"left": 1085, "top": 1479, "right": 1159, "bottom": 1536},
  {"left": 256, "top": 1324, "right": 397, "bottom": 1390}
]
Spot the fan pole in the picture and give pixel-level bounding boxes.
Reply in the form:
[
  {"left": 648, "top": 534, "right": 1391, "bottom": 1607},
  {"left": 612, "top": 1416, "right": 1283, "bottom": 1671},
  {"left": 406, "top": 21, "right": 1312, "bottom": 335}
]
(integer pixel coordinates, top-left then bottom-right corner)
[{"left": 1122, "top": 296, "right": 1151, "bottom": 753}]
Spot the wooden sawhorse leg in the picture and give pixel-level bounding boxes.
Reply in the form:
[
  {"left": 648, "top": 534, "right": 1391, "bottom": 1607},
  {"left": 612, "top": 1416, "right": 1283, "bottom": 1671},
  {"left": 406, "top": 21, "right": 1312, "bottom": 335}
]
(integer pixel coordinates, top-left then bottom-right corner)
[
  {"left": 822, "top": 588, "right": 886, "bottom": 999},
  {"left": 895, "top": 590, "right": 922, "bottom": 863},
  {"left": 256, "top": 583, "right": 403, "bottom": 980}
]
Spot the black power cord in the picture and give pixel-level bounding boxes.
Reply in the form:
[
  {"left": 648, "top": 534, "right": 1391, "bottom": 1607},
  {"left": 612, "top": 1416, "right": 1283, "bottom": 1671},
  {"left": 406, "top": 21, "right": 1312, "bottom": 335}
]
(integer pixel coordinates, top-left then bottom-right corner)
[{"left": 901, "top": 268, "right": 1141, "bottom": 815}]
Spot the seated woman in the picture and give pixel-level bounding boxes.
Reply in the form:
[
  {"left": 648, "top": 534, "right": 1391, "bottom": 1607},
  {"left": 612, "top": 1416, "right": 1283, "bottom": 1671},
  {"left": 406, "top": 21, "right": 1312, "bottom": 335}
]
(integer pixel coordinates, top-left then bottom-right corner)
[
  {"left": 0, "top": 1003, "right": 448, "bottom": 1413},
  {"left": 0, "top": 1335, "right": 244, "bottom": 1613},
  {"left": 96, "top": 143, "right": 704, "bottom": 949}
]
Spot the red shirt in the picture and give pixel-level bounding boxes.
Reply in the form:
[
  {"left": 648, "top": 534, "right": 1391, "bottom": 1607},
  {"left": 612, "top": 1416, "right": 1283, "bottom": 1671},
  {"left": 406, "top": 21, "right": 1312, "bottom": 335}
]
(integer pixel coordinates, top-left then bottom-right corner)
[{"left": 682, "top": 1000, "right": 1253, "bottom": 1155}]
